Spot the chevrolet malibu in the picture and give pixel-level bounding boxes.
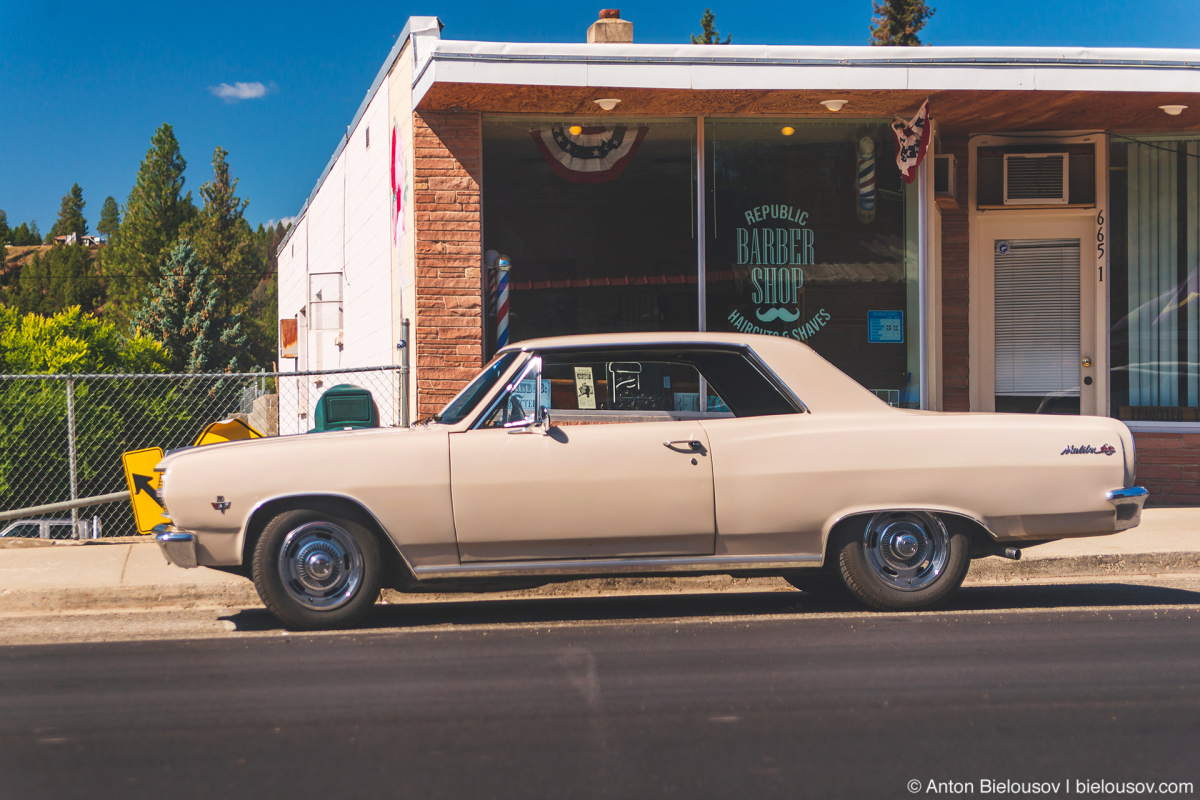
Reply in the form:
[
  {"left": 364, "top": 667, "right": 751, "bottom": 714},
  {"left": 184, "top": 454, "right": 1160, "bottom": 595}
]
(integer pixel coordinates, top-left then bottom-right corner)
[{"left": 155, "top": 332, "right": 1147, "bottom": 630}]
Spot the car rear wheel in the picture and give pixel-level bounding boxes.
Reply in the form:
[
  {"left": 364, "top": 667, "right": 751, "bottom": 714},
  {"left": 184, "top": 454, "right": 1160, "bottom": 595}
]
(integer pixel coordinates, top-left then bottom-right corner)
[
  {"left": 835, "top": 511, "right": 970, "bottom": 611},
  {"left": 252, "top": 508, "right": 383, "bottom": 630}
]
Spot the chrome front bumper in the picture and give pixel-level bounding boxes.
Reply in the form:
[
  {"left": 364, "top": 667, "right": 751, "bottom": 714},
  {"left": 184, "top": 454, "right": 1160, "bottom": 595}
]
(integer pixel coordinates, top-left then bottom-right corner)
[
  {"left": 153, "top": 525, "right": 198, "bottom": 568},
  {"left": 1106, "top": 486, "right": 1149, "bottom": 532}
]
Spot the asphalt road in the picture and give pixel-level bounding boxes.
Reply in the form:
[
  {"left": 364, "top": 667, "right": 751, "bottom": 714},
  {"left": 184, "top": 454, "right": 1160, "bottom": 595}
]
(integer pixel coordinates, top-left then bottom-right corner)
[{"left": 1, "top": 581, "right": 1198, "bottom": 800}]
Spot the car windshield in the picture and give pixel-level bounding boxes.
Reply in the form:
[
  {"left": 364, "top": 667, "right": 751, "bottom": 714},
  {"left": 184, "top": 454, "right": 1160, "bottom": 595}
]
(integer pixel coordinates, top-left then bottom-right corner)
[{"left": 435, "top": 352, "right": 522, "bottom": 424}]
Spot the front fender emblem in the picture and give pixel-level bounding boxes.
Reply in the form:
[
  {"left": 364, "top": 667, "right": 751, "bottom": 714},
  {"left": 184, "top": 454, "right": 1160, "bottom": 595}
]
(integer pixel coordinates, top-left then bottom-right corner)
[{"left": 212, "top": 496, "right": 232, "bottom": 514}]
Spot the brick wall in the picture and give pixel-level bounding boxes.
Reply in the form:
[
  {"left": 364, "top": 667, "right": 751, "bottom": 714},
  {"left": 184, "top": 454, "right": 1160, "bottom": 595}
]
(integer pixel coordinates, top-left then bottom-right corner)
[
  {"left": 939, "top": 135, "right": 971, "bottom": 412},
  {"left": 413, "top": 111, "right": 484, "bottom": 419},
  {"left": 1132, "top": 432, "right": 1200, "bottom": 506}
]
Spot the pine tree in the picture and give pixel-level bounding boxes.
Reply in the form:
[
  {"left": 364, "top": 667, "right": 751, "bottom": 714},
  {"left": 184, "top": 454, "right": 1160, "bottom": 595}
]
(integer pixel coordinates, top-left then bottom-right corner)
[
  {"left": 104, "top": 123, "right": 195, "bottom": 309},
  {"left": 0, "top": 210, "right": 9, "bottom": 244},
  {"left": 691, "top": 8, "right": 731, "bottom": 44},
  {"left": 184, "top": 147, "right": 254, "bottom": 315},
  {"left": 48, "top": 183, "right": 88, "bottom": 241},
  {"left": 871, "top": 0, "right": 935, "bottom": 46},
  {"left": 8, "top": 220, "right": 44, "bottom": 247},
  {"left": 11, "top": 244, "right": 102, "bottom": 316},
  {"left": 132, "top": 239, "right": 246, "bottom": 372},
  {"left": 97, "top": 196, "right": 121, "bottom": 242}
]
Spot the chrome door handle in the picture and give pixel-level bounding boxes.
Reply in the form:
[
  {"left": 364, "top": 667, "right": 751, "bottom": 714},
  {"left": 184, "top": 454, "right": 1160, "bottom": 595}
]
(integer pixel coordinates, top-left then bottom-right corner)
[{"left": 664, "top": 440, "right": 703, "bottom": 452}]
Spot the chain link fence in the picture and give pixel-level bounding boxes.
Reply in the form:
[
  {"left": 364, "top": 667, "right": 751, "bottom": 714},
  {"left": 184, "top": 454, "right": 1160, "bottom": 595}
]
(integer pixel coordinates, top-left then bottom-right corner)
[{"left": 0, "top": 366, "right": 405, "bottom": 539}]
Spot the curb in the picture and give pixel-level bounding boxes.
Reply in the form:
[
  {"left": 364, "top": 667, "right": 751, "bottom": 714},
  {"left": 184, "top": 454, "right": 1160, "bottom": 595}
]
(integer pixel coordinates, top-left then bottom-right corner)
[
  {"left": 965, "top": 551, "right": 1200, "bottom": 583},
  {"left": 0, "top": 552, "right": 1196, "bottom": 615}
]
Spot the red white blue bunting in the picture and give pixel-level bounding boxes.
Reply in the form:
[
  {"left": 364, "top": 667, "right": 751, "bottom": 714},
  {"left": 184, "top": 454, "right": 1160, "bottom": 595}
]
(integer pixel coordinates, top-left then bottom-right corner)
[
  {"left": 530, "top": 123, "right": 649, "bottom": 184},
  {"left": 892, "top": 99, "right": 932, "bottom": 184}
]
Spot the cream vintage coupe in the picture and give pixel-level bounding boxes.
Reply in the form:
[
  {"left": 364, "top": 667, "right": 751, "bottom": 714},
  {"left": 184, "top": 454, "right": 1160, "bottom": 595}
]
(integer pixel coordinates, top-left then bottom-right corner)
[{"left": 155, "top": 332, "right": 1148, "bottom": 629}]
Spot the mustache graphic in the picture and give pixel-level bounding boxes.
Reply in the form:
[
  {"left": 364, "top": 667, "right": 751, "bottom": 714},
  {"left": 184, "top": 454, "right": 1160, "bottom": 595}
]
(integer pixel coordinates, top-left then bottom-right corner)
[{"left": 756, "top": 307, "right": 802, "bottom": 323}]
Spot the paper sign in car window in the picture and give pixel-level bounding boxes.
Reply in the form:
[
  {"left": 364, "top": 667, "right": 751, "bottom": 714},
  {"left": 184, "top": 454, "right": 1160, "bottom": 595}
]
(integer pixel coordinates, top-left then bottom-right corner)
[
  {"left": 574, "top": 366, "right": 597, "bottom": 409},
  {"left": 122, "top": 447, "right": 165, "bottom": 534},
  {"left": 194, "top": 418, "right": 264, "bottom": 447}
]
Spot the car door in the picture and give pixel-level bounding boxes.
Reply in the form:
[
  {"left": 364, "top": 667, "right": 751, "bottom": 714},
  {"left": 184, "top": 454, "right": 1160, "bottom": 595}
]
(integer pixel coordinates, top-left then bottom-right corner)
[{"left": 448, "top": 355, "right": 716, "bottom": 562}]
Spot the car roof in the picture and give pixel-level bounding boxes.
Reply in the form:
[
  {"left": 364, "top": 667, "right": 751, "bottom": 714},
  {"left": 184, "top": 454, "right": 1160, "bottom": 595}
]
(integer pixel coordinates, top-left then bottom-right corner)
[{"left": 500, "top": 331, "right": 810, "bottom": 353}]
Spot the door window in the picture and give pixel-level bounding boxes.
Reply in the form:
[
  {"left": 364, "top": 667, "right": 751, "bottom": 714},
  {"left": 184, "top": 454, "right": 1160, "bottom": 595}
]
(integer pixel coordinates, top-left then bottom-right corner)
[{"left": 994, "top": 237, "right": 1082, "bottom": 414}]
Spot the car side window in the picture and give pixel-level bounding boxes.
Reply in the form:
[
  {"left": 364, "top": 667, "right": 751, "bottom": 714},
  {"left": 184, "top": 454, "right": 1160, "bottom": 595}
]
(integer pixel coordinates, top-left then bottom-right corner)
[
  {"left": 541, "top": 357, "right": 729, "bottom": 417},
  {"left": 479, "top": 357, "right": 546, "bottom": 429},
  {"left": 47, "top": 523, "right": 76, "bottom": 540},
  {"left": 475, "top": 346, "right": 799, "bottom": 427},
  {"left": 534, "top": 346, "right": 797, "bottom": 422},
  {"left": 1, "top": 522, "right": 41, "bottom": 539}
]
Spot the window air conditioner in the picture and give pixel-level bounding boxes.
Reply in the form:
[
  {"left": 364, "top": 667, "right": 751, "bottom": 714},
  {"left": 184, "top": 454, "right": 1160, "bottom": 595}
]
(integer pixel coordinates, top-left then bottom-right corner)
[{"left": 1003, "top": 154, "right": 1069, "bottom": 205}]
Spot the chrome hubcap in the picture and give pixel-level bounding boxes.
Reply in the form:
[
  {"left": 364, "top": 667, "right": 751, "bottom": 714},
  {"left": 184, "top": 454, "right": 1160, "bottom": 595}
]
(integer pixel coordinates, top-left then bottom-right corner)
[
  {"left": 278, "top": 522, "right": 363, "bottom": 611},
  {"left": 863, "top": 512, "right": 950, "bottom": 592}
]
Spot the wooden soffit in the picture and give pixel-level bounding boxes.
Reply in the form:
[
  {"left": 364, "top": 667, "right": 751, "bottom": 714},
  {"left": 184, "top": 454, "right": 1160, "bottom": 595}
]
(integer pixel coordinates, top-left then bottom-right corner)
[{"left": 418, "top": 84, "right": 1200, "bottom": 134}]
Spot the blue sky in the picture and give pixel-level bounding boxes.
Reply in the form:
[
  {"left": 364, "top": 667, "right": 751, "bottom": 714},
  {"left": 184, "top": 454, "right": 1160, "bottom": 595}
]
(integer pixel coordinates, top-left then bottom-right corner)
[{"left": 3, "top": 0, "right": 1199, "bottom": 232}]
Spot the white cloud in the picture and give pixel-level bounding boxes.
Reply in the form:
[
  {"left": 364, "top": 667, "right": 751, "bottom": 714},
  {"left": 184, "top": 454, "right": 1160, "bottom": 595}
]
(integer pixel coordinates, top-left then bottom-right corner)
[
  {"left": 209, "top": 81, "right": 269, "bottom": 103},
  {"left": 266, "top": 216, "right": 297, "bottom": 229}
]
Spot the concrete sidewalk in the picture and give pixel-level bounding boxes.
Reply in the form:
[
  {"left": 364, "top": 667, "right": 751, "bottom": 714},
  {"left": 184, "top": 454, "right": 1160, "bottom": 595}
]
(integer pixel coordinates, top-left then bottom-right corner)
[{"left": 0, "top": 508, "right": 1196, "bottom": 613}]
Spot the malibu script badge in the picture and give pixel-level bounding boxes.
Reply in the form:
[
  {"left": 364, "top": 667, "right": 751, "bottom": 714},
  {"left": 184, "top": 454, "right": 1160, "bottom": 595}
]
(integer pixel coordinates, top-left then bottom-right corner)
[{"left": 1060, "top": 444, "right": 1116, "bottom": 456}]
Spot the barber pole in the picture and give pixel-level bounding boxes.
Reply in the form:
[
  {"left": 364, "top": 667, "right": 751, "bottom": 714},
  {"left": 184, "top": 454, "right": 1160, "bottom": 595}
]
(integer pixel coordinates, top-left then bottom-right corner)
[
  {"left": 857, "top": 136, "right": 876, "bottom": 224},
  {"left": 494, "top": 255, "right": 512, "bottom": 349}
]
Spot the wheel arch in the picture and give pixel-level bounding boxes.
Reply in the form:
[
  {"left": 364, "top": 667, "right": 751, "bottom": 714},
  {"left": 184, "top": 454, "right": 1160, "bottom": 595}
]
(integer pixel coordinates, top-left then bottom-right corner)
[
  {"left": 820, "top": 507, "right": 998, "bottom": 562},
  {"left": 241, "top": 494, "right": 415, "bottom": 584}
]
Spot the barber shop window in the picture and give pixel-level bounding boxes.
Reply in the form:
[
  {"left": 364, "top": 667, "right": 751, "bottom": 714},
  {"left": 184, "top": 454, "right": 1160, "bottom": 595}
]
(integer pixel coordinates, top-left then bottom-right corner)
[
  {"left": 481, "top": 118, "right": 698, "bottom": 350},
  {"left": 1109, "top": 137, "right": 1200, "bottom": 424},
  {"left": 703, "top": 119, "right": 920, "bottom": 407}
]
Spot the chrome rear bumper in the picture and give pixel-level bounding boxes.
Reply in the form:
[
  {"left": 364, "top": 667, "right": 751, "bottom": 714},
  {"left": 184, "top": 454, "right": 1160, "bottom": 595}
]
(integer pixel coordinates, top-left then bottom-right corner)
[
  {"left": 1106, "top": 487, "right": 1149, "bottom": 532},
  {"left": 153, "top": 525, "right": 198, "bottom": 568}
]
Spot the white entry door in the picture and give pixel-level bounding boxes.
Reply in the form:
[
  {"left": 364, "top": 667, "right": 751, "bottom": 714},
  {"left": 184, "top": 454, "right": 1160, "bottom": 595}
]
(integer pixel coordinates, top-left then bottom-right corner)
[{"left": 978, "top": 216, "right": 1103, "bottom": 415}]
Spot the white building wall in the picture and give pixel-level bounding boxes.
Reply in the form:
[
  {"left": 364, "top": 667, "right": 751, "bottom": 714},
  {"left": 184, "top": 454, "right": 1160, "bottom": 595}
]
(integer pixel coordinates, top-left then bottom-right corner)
[
  {"left": 275, "top": 17, "right": 440, "bottom": 433},
  {"left": 388, "top": 36, "right": 420, "bottom": 421},
  {"left": 305, "top": 155, "right": 346, "bottom": 373},
  {"left": 343, "top": 82, "right": 394, "bottom": 371},
  {"left": 276, "top": 215, "right": 308, "bottom": 434}
]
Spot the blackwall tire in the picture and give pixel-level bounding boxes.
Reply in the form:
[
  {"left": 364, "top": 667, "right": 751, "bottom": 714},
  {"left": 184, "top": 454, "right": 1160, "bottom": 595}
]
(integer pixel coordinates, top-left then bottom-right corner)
[
  {"left": 252, "top": 508, "right": 383, "bottom": 630},
  {"left": 836, "top": 511, "right": 970, "bottom": 611}
]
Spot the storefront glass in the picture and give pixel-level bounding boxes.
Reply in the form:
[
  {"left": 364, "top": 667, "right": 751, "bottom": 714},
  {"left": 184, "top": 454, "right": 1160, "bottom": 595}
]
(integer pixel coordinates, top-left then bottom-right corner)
[
  {"left": 704, "top": 119, "right": 920, "bottom": 407},
  {"left": 482, "top": 116, "right": 923, "bottom": 406},
  {"left": 481, "top": 117, "right": 698, "bottom": 346},
  {"left": 1109, "top": 138, "right": 1200, "bottom": 423}
]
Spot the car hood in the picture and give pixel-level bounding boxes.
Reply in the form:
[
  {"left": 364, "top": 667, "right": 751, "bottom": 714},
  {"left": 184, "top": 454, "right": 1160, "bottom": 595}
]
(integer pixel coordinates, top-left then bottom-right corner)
[{"left": 156, "top": 424, "right": 443, "bottom": 472}]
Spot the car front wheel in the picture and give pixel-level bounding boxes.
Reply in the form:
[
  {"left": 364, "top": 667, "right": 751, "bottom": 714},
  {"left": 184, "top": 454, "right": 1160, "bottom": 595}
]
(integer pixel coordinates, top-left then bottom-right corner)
[
  {"left": 252, "top": 508, "right": 383, "bottom": 630},
  {"left": 835, "top": 511, "right": 970, "bottom": 611}
]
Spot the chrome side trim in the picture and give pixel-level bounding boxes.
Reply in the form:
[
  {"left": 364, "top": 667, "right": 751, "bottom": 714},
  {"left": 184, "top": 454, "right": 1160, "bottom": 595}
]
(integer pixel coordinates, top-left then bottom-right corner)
[
  {"left": 154, "top": 526, "right": 198, "bottom": 569},
  {"left": 1106, "top": 486, "right": 1149, "bottom": 532},
  {"left": 412, "top": 553, "right": 822, "bottom": 580}
]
